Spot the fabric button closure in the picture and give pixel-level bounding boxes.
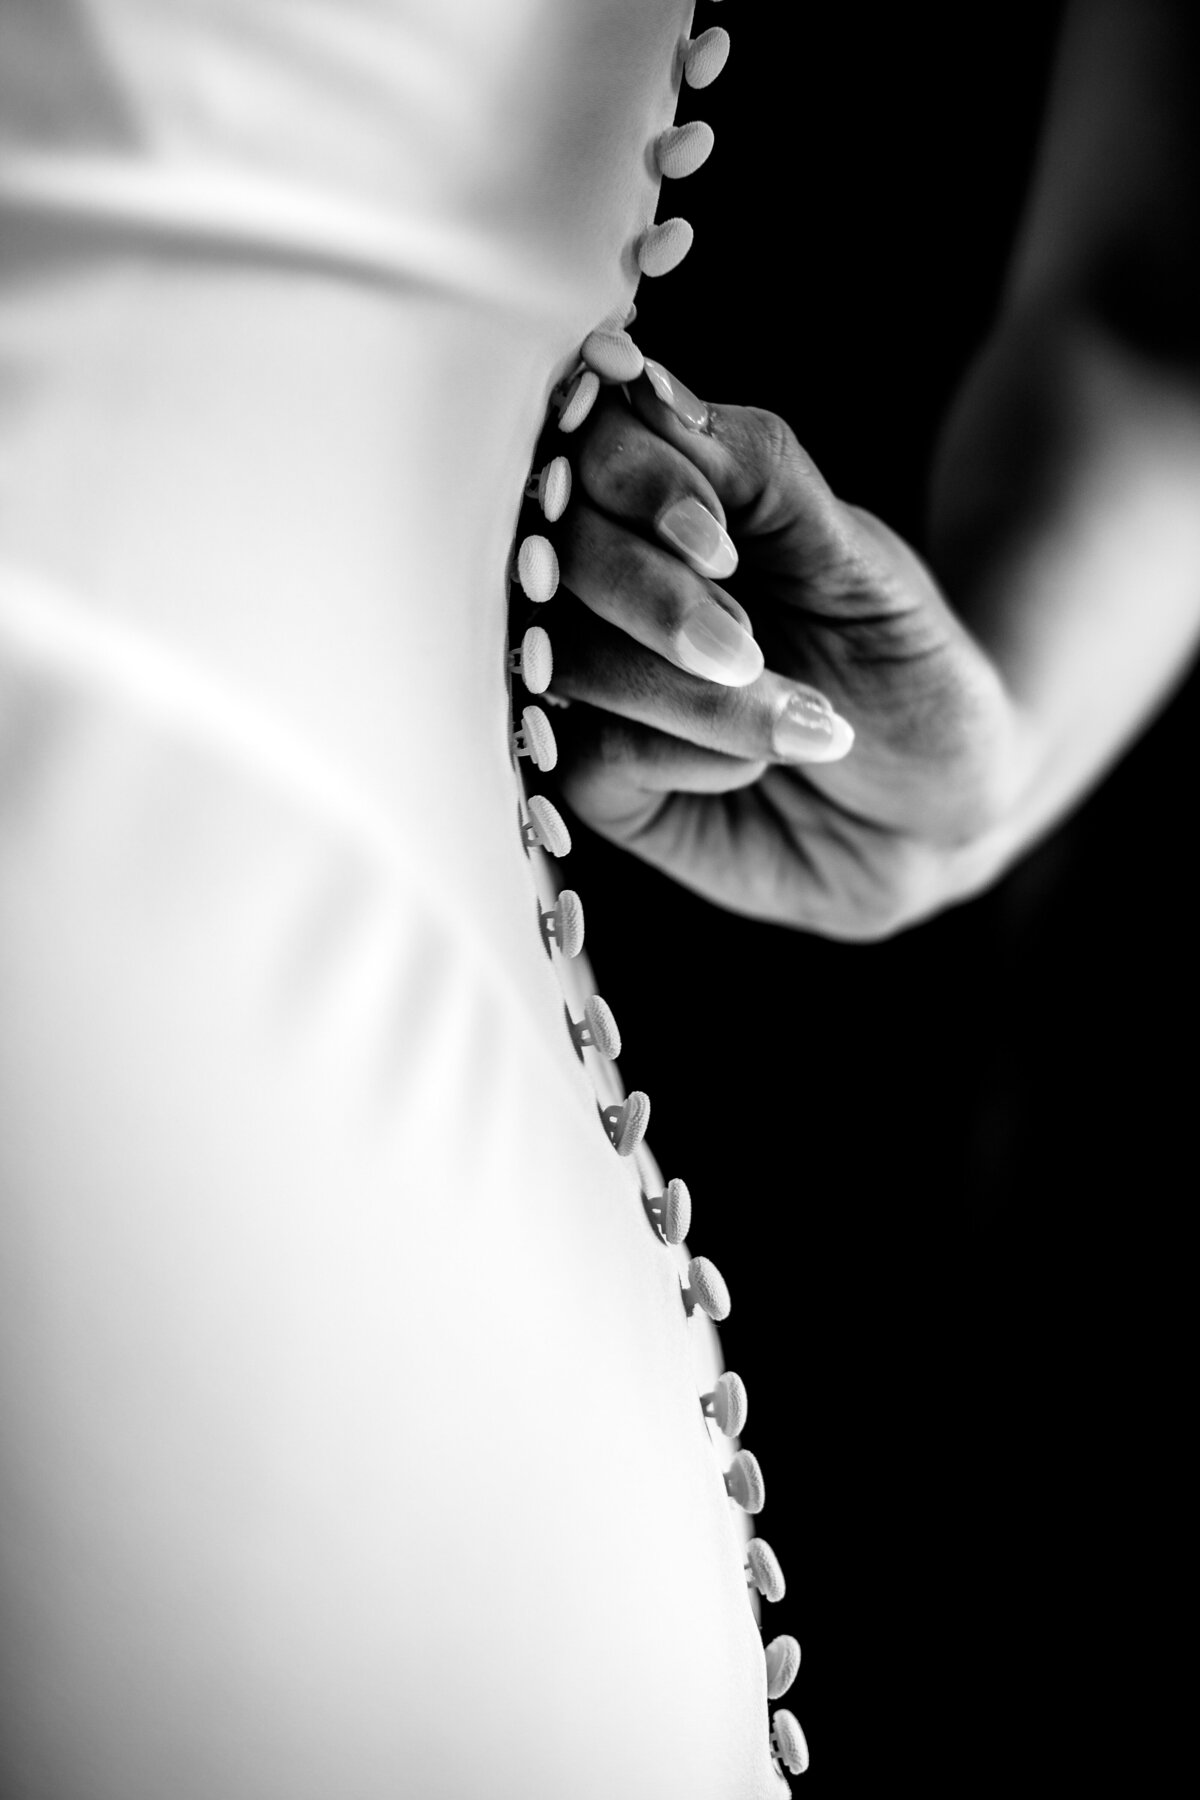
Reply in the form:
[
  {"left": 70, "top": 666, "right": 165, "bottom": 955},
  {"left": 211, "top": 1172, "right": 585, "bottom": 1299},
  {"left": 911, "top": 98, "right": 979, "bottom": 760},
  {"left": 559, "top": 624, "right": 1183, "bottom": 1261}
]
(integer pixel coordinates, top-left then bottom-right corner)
[
  {"left": 745, "top": 1537, "right": 786, "bottom": 1603},
  {"left": 521, "top": 794, "right": 571, "bottom": 857},
  {"left": 511, "top": 624, "right": 553, "bottom": 694},
  {"left": 643, "top": 1175, "right": 691, "bottom": 1244},
  {"left": 765, "top": 1634, "right": 802, "bottom": 1701},
  {"left": 557, "top": 368, "right": 601, "bottom": 433},
  {"left": 724, "top": 1447, "right": 765, "bottom": 1513},
  {"left": 655, "top": 119, "right": 715, "bottom": 180},
  {"left": 581, "top": 327, "right": 645, "bottom": 382},
  {"left": 681, "top": 1254, "right": 731, "bottom": 1321},
  {"left": 636, "top": 217, "right": 694, "bottom": 277},
  {"left": 683, "top": 26, "right": 731, "bottom": 90},
  {"left": 502, "top": 28, "right": 814, "bottom": 1749},
  {"left": 771, "top": 1710, "right": 810, "bottom": 1777},
  {"left": 526, "top": 454, "right": 572, "bottom": 521},
  {"left": 700, "top": 1369, "right": 748, "bottom": 1436},
  {"left": 568, "top": 994, "right": 621, "bottom": 1060},
  {"left": 512, "top": 704, "right": 557, "bottom": 771},
  {"left": 601, "top": 1091, "right": 651, "bottom": 1156},
  {"left": 539, "top": 889, "right": 584, "bottom": 958},
  {"left": 515, "top": 534, "right": 559, "bottom": 604}
]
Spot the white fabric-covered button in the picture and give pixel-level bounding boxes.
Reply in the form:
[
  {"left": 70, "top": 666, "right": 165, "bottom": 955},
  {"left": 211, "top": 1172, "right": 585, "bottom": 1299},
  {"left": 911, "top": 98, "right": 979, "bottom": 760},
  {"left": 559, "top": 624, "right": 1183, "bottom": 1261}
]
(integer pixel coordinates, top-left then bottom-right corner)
[
  {"left": 681, "top": 1254, "right": 731, "bottom": 1322},
  {"left": 684, "top": 26, "right": 730, "bottom": 89},
  {"left": 701, "top": 1369, "right": 748, "bottom": 1436},
  {"left": 512, "top": 704, "right": 557, "bottom": 771},
  {"left": 724, "top": 1447, "right": 765, "bottom": 1513},
  {"left": 515, "top": 534, "right": 559, "bottom": 604},
  {"left": 539, "top": 888, "right": 584, "bottom": 958},
  {"left": 521, "top": 794, "right": 571, "bottom": 857},
  {"left": 636, "top": 217, "right": 694, "bottom": 277},
  {"left": 526, "top": 455, "right": 572, "bottom": 522},
  {"left": 569, "top": 994, "right": 621, "bottom": 1059},
  {"left": 771, "top": 1710, "right": 810, "bottom": 1777},
  {"left": 745, "top": 1537, "right": 786, "bottom": 1603},
  {"left": 765, "top": 1635, "right": 802, "bottom": 1701},
  {"left": 557, "top": 368, "right": 601, "bottom": 433},
  {"left": 643, "top": 1175, "right": 691, "bottom": 1244},
  {"left": 655, "top": 120, "right": 715, "bottom": 180},
  {"left": 511, "top": 624, "right": 552, "bottom": 694},
  {"left": 581, "top": 328, "right": 645, "bottom": 382},
  {"left": 601, "top": 1091, "right": 650, "bottom": 1156}
]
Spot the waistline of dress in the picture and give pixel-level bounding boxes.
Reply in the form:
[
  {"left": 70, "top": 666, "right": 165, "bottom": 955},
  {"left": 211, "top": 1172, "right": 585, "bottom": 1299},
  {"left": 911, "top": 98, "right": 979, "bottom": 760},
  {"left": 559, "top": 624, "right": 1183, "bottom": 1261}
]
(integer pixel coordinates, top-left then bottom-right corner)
[{"left": 0, "top": 150, "right": 609, "bottom": 323}]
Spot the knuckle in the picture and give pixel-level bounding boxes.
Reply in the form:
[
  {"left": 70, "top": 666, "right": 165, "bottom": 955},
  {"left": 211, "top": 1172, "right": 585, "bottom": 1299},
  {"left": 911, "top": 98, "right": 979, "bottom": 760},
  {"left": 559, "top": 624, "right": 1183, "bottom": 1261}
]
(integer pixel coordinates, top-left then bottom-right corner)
[
  {"left": 712, "top": 403, "right": 835, "bottom": 531},
  {"left": 743, "top": 406, "right": 812, "bottom": 493},
  {"left": 757, "top": 406, "right": 804, "bottom": 477}
]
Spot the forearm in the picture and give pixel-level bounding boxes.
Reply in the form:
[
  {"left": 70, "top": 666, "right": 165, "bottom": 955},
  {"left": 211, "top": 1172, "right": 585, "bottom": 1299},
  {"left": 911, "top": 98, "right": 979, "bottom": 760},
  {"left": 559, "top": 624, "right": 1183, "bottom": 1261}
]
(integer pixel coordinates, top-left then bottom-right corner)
[
  {"left": 924, "top": 0, "right": 1200, "bottom": 885},
  {"left": 928, "top": 302, "right": 1200, "bottom": 885}
]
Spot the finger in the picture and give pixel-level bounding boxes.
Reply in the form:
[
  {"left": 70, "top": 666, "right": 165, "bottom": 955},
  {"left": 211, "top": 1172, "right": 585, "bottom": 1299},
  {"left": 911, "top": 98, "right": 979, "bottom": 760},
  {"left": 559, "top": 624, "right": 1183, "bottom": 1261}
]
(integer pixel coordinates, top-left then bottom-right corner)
[
  {"left": 631, "top": 366, "right": 947, "bottom": 633},
  {"left": 557, "top": 705, "right": 767, "bottom": 816},
  {"left": 572, "top": 377, "right": 906, "bottom": 631},
  {"left": 571, "top": 390, "right": 745, "bottom": 584},
  {"left": 556, "top": 709, "right": 857, "bottom": 934},
  {"left": 555, "top": 707, "right": 766, "bottom": 870},
  {"left": 572, "top": 374, "right": 951, "bottom": 662},
  {"left": 631, "top": 364, "right": 843, "bottom": 544},
  {"left": 549, "top": 600, "right": 855, "bottom": 767},
  {"left": 559, "top": 498, "right": 764, "bottom": 688}
]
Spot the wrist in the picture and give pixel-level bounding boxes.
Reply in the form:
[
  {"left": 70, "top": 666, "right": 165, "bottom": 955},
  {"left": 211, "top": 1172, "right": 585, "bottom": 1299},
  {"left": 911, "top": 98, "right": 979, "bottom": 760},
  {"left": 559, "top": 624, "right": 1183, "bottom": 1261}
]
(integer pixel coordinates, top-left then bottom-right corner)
[{"left": 925, "top": 691, "right": 1052, "bottom": 905}]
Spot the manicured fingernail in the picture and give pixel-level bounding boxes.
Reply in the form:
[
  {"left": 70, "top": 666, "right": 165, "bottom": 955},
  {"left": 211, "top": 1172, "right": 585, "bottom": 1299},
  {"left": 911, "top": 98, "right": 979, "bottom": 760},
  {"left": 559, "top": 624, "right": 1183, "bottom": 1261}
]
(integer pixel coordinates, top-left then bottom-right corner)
[
  {"left": 772, "top": 692, "right": 855, "bottom": 763},
  {"left": 643, "top": 359, "right": 711, "bottom": 431},
  {"left": 658, "top": 495, "right": 738, "bottom": 579},
  {"left": 674, "top": 599, "right": 764, "bottom": 686}
]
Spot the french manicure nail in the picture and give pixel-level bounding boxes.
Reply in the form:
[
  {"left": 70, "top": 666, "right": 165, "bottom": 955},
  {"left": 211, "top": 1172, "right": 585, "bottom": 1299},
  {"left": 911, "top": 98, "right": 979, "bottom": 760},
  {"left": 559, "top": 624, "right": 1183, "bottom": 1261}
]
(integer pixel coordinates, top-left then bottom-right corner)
[
  {"left": 658, "top": 495, "right": 738, "bottom": 579},
  {"left": 674, "top": 599, "right": 764, "bottom": 686},
  {"left": 643, "top": 359, "right": 711, "bottom": 432},
  {"left": 772, "top": 692, "right": 855, "bottom": 763}
]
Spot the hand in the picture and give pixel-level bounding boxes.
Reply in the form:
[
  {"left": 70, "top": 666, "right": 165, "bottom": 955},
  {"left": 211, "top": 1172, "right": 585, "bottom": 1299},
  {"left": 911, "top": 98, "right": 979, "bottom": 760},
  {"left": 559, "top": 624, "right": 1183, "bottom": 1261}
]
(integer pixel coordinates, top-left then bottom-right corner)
[{"left": 547, "top": 363, "right": 1025, "bottom": 938}]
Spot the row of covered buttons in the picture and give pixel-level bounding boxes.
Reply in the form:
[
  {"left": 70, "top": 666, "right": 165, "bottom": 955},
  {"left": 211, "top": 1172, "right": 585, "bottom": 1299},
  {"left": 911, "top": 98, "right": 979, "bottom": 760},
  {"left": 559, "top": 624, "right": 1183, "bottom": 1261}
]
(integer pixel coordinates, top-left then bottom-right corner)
[
  {"left": 649, "top": 20, "right": 809, "bottom": 1758},
  {"left": 506, "top": 6, "right": 809, "bottom": 1781},
  {"left": 539, "top": 25, "right": 731, "bottom": 430},
  {"left": 682, "top": 1254, "right": 806, "bottom": 1777},
  {"left": 745, "top": 1539, "right": 809, "bottom": 1772},
  {"left": 509, "top": 471, "right": 655, "bottom": 1156},
  {"left": 634, "top": 27, "right": 729, "bottom": 276},
  {"left": 507, "top": 3, "right": 736, "bottom": 915}
]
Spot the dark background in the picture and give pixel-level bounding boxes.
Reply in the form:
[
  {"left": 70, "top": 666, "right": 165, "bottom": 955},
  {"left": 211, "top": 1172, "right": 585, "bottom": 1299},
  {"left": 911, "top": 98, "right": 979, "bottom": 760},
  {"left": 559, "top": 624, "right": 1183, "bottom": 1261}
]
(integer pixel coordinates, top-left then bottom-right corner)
[{"left": 553, "top": 6, "right": 1191, "bottom": 1793}]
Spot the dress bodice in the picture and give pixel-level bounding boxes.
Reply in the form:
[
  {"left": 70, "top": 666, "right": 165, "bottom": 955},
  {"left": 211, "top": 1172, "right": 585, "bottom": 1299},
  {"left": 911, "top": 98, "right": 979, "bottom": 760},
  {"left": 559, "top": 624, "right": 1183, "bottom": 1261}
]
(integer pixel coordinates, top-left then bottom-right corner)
[
  {"left": 0, "top": 5, "right": 805, "bottom": 1794},
  {"left": 0, "top": 0, "right": 693, "bottom": 991}
]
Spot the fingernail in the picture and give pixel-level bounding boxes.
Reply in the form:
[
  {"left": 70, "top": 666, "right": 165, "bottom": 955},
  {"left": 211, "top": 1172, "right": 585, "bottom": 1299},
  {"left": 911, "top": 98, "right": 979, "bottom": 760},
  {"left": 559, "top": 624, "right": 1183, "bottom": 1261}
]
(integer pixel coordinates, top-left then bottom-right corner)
[
  {"left": 772, "top": 692, "right": 855, "bottom": 763},
  {"left": 658, "top": 495, "right": 738, "bottom": 579},
  {"left": 643, "top": 359, "right": 711, "bottom": 432},
  {"left": 674, "top": 599, "right": 764, "bottom": 686}
]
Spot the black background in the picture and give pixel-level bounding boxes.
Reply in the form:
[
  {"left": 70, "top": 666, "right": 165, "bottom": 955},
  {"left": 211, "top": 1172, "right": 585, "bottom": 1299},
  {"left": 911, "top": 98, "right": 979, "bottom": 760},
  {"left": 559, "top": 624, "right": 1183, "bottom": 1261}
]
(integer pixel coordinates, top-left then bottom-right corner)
[{"left": 549, "top": 6, "right": 1192, "bottom": 1793}]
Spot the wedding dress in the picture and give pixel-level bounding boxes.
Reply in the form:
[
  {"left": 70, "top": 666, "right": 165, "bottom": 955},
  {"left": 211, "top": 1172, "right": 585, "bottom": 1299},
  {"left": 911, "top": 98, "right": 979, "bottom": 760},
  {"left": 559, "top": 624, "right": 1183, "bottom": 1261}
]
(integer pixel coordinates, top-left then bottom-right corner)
[{"left": 0, "top": 4, "right": 805, "bottom": 1793}]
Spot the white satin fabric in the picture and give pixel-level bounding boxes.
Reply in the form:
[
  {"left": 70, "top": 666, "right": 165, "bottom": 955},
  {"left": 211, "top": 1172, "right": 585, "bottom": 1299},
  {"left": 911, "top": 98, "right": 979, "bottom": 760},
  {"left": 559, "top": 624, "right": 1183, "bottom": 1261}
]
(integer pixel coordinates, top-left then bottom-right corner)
[{"left": 0, "top": 5, "right": 782, "bottom": 1796}]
